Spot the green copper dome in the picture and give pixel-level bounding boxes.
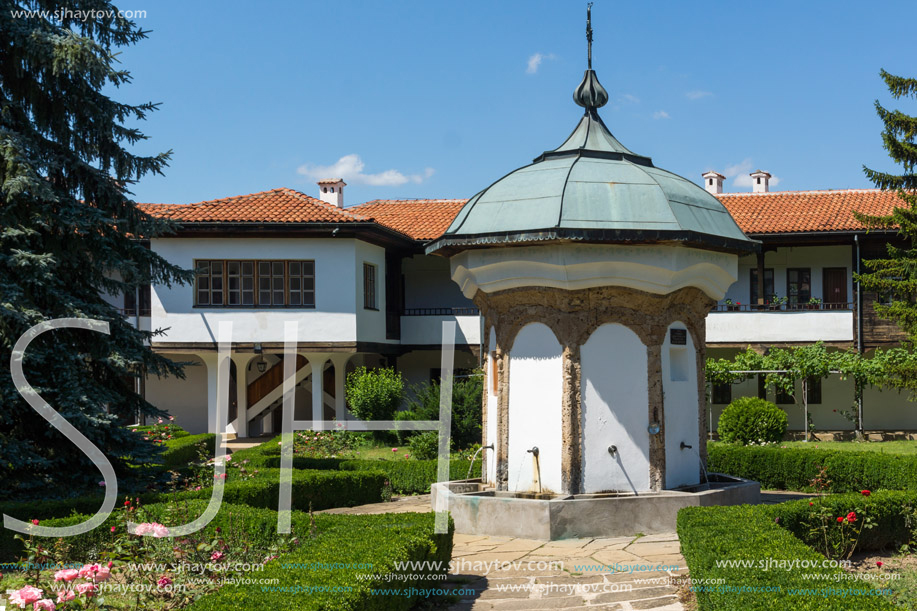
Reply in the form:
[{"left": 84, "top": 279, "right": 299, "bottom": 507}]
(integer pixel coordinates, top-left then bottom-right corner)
[
  {"left": 427, "top": 106, "right": 756, "bottom": 256},
  {"left": 427, "top": 17, "right": 756, "bottom": 257}
]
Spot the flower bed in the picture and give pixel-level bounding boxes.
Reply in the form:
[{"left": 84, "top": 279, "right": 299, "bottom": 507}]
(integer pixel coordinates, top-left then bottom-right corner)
[
  {"left": 2, "top": 499, "right": 451, "bottom": 610},
  {"left": 677, "top": 490, "right": 917, "bottom": 610},
  {"left": 707, "top": 442, "right": 917, "bottom": 492}
]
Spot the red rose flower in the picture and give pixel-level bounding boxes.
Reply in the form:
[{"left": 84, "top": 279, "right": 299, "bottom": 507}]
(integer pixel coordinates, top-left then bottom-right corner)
[
  {"left": 846, "top": 512, "right": 857, "bottom": 523},
  {"left": 837, "top": 517, "right": 844, "bottom": 523},
  {"left": 861, "top": 490, "right": 871, "bottom": 496},
  {"left": 877, "top": 561, "right": 884, "bottom": 568}
]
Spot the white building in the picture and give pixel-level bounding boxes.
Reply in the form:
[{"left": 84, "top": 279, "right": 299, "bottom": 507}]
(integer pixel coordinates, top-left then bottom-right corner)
[{"left": 128, "top": 180, "right": 914, "bottom": 438}]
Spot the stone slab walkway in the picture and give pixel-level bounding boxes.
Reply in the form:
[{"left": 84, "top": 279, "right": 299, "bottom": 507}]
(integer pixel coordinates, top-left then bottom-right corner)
[
  {"left": 442, "top": 533, "right": 686, "bottom": 611},
  {"left": 319, "top": 495, "right": 687, "bottom": 609}
]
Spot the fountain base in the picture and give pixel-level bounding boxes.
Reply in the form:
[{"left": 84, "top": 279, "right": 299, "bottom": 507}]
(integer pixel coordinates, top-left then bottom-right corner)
[{"left": 431, "top": 473, "right": 759, "bottom": 540}]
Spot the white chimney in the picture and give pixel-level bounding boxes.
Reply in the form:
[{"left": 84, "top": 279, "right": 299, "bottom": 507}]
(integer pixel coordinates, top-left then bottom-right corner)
[
  {"left": 317, "top": 178, "right": 346, "bottom": 207},
  {"left": 750, "top": 170, "right": 771, "bottom": 193},
  {"left": 702, "top": 171, "right": 725, "bottom": 195}
]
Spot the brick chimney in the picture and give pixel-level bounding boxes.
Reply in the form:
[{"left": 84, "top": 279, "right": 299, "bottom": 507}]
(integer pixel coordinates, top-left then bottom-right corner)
[
  {"left": 702, "top": 171, "right": 725, "bottom": 195},
  {"left": 317, "top": 178, "right": 346, "bottom": 207},
  {"left": 750, "top": 170, "right": 771, "bottom": 193}
]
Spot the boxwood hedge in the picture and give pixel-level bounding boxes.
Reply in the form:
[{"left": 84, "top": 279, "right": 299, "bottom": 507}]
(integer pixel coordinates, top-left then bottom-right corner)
[
  {"left": 707, "top": 443, "right": 917, "bottom": 492},
  {"left": 677, "top": 492, "right": 913, "bottom": 610},
  {"left": 160, "top": 433, "right": 217, "bottom": 469}
]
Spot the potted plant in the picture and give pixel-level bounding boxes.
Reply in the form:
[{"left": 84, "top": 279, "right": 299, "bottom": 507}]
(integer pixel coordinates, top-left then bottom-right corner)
[
  {"left": 723, "top": 298, "right": 740, "bottom": 312},
  {"left": 808, "top": 296, "right": 823, "bottom": 310},
  {"left": 769, "top": 295, "right": 787, "bottom": 311}
]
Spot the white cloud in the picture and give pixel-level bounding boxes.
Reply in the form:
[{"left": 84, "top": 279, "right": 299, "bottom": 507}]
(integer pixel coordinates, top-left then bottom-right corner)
[
  {"left": 686, "top": 90, "right": 712, "bottom": 100},
  {"left": 724, "top": 158, "right": 780, "bottom": 187},
  {"left": 620, "top": 93, "right": 640, "bottom": 104},
  {"left": 297, "top": 154, "right": 434, "bottom": 187},
  {"left": 653, "top": 110, "right": 670, "bottom": 120},
  {"left": 526, "top": 52, "right": 555, "bottom": 75}
]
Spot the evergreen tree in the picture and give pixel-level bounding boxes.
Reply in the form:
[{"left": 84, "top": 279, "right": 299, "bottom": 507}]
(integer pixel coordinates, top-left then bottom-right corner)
[
  {"left": 0, "top": 1, "right": 192, "bottom": 495},
  {"left": 855, "top": 71, "right": 917, "bottom": 348}
]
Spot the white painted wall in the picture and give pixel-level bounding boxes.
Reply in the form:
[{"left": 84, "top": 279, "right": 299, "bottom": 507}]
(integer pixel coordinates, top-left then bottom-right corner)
[
  {"left": 400, "top": 315, "right": 482, "bottom": 345},
  {"left": 580, "top": 323, "right": 650, "bottom": 493},
  {"left": 508, "top": 323, "right": 563, "bottom": 494},
  {"left": 707, "top": 311, "right": 854, "bottom": 343},
  {"left": 146, "top": 353, "right": 209, "bottom": 434},
  {"left": 150, "top": 237, "right": 389, "bottom": 344},
  {"left": 662, "top": 323, "right": 700, "bottom": 488},
  {"left": 354, "top": 240, "right": 388, "bottom": 343},
  {"left": 486, "top": 326, "right": 498, "bottom": 485}
]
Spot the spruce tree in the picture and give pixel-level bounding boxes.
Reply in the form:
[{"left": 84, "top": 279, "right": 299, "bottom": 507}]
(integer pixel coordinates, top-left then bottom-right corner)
[
  {"left": 0, "top": 1, "right": 192, "bottom": 495},
  {"left": 855, "top": 70, "right": 917, "bottom": 348}
]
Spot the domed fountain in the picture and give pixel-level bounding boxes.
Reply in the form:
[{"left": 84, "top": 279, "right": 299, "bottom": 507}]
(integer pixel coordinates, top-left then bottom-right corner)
[{"left": 428, "top": 6, "right": 760, "bottom": 538}]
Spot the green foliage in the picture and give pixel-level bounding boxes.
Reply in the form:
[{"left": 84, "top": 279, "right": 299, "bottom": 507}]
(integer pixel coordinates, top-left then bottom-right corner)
[
  {"left": 160, "top": 433, "right": 216, "bottom": 470},
  {"left": 707, "top": 443, "right": 917, "bottom": 492},
  {"left": 338, "top": 459, "right": 481, "bottom": 495},
  {"left": 717, "top": 397, "right": 788, "bottom": 445},
  {"left": 406, "top": 371, "right": 484, "bottom": 449},
  {"left": 0, "top": 1, "right": 194, "bottom": 494},
  {"left": 187, "top": 512, "right": 453, "bottom": 611},
  {"left": 677, "top": 496, "right": 907, "bottom": 610},
  {"left": 393, "top": 410, "right": 418, "bottom": 445},
  {"left": 346, "top": 366, "right": 405, "bottom": 422},
  {"left": 408, "top": 431, "right": 443, "bottom": 460},
  {"left": 854, "top": 70, "right": 917, "bottom": 355},
  {"left": 293, "top": 429, "right": 362, "bottom": 459}
]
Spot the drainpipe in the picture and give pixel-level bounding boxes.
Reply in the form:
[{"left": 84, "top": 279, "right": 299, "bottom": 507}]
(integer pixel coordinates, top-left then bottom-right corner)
[{"left": 854, "top": 234, "right": 863, "bottom": 437}]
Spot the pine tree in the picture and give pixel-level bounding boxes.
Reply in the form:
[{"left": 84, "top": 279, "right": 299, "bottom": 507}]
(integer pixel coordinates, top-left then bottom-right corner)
[
  {"left": 0, "top": 1, "right": 193, "bottom": 495},
  {"left": 855, "top": 70, "right": 917, "bottom": 347}
]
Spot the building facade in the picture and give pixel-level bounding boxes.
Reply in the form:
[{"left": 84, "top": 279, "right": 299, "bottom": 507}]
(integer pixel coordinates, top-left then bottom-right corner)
[{"left": 127, "top": 179, "right": 914, "bottom": 438}]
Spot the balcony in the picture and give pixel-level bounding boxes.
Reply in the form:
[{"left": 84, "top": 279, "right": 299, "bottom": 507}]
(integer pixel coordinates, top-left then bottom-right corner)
[
  {"left": 400, "top": 307, "right": 482, "bottom": 346},
  {"left": 706, "top": 302, "right": 854, "bottom": 344}
]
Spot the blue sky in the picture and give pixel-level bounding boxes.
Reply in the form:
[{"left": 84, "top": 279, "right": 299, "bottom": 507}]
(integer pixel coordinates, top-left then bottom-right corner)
[{"left": 120, "top": 0, "right": 917, "bottom": 206}]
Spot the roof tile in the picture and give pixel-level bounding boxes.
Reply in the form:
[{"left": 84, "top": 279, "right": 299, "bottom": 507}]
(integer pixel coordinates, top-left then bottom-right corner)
[{"left": 350, "top": 199, "right": 469, "bottom": 241}]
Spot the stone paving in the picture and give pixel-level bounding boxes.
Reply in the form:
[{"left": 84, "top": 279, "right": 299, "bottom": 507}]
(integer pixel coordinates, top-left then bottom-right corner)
[
  {"left": 320, "top": 495, "right": 687, "bottom": 610},
  {"left": 441, "top": 532, "right": 687, "bottom": 611}
]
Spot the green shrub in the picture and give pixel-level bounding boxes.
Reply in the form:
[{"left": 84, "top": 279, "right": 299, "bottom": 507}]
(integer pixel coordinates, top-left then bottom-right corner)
[
  {"left": 346, "top": 366, "right": 404, "bottom": 422},
  {"left": 677, "top": 497, "right": 902, "bottom": 610},
  {"left": 717, "top": 397, "right": 788, "bottom": 445},
  {"left": 394, "top": 410, "right": 418, "bottom": 445},
  {"left": 408, "top": 431, "right": 448, "bottom": 460},
  {"left": 407, "top": 372, "right": 484, "bottom": 449},
  {"left": 160, "top": 433, "right": 217, "bottom": 469},
  {"left": 707, "top": 443, "right": 917, "bottom": 492}
]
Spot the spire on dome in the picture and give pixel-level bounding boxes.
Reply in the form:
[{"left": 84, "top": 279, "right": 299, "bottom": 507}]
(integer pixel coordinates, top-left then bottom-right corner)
[{"left": 573, "top": 3, "right": 608, "bottom": 110}]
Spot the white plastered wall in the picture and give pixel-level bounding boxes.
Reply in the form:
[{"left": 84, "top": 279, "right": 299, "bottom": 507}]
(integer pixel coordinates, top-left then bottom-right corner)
[
  {"left": 662, "top": 322, "right": 700, "bottom": 488},
  {"left": 580, "top": 323, "right": 650, "bottom": 493},
  {"left": 507, "top": 323, "right": 563, "bottom": 493}
]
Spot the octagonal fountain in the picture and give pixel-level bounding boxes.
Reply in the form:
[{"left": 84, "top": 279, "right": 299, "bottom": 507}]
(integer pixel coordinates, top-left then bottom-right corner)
[{"left": 426, "top": 7, "right": 760, "bottom": 539}]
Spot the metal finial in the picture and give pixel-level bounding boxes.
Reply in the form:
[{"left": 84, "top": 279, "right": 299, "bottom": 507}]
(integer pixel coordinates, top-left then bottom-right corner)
[{"left": 573, "top": 2, "right": 608, "bottom": 110}]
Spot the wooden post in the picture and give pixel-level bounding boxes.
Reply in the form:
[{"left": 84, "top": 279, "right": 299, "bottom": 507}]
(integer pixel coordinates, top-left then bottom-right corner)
[{"left": 757, "top": 251, "right": 766, "bottom": 309}]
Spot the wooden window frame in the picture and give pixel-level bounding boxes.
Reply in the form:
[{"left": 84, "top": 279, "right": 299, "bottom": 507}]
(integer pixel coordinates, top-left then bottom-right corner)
[
  {"left": 363, "top": 262, "right": 378, "bottom": 310},
  {"left": 786, "top": 268, "right": 812, "bottom": 307},
  {"left": 194, "top": 259, "right": 316, "bottom": 309}
]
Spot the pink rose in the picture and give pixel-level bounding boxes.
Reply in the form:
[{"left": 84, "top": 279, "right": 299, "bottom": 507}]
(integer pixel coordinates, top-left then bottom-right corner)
[
  {"left": 8, "top": 586, "right": 43, "bottom": 607},
  {"left": 56, "top": 590, "right": 75, "bottom": 604},
  {"left": 392, "top": 447, "right": 398, "bottom": 452},
  {"left": 133, "top": 522, "right": 170, "bottom": 538},
  {"left": 157, "top": 576, "right": 172, "bottom": 588},
  {"left": 54, "top": 569, "right": 79, "bottom": 582},
  {"left": 75, "top": 583, "right": 96, "bottom": 597},
  {"left": 34, "top": 600, "right": 56, "bottom": 611},
  {"left": 210, "top": 551, "right": 224, "bottom": 561}
]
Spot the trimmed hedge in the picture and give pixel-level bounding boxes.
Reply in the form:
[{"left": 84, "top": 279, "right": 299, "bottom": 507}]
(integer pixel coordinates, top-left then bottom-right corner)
[
  {"left": 707, "top": 443, "right": 917, "bottom": 492},
  {"left": 160, "top": 433, "right": 217, "bottom": 469},
  {"left": 677, "top": 493, "right": 909, "bottom": 610},
  {"left": 717, "top": 397, "right": 787, "bottom": 445},
  {"left": 188, "top": 511, "right": 453, "bottom": 611}
]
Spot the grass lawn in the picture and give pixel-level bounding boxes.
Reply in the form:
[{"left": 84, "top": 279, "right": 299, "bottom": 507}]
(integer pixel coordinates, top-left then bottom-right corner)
[
  {"left": 352, "top": 444, "right": 412, "bottom": 460},
  {"left": 776, "top": 440, "right": 917, "bottom": 454}
]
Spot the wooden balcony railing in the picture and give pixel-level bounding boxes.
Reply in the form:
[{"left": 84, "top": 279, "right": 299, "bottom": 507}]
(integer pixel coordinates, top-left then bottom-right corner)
[{"left": 712, "top": 302, "right": 854, "bottom": 313}]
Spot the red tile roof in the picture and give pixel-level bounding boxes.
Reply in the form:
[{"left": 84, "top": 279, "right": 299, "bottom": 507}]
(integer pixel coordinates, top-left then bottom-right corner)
[
  {"left": 350, "top": 199, "right": 469, "bottom": 241},
  {"left": 139, "top": 188, "right": 367, "bottom": 224},
  {"left": 716, "top": 189, "right": 904, "bottom": 234},
  {"left": 136, "top": 187, "right": 909, "bottom": 241}
]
